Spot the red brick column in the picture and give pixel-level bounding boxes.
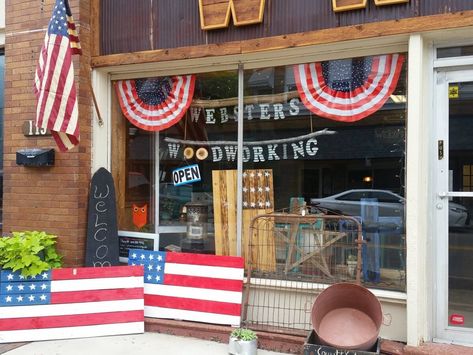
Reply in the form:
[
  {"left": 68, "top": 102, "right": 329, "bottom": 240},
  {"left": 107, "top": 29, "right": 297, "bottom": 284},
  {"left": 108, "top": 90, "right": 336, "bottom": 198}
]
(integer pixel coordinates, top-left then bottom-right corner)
[{"left": 3, "top": 0, "right": 92, "bottom": 266}]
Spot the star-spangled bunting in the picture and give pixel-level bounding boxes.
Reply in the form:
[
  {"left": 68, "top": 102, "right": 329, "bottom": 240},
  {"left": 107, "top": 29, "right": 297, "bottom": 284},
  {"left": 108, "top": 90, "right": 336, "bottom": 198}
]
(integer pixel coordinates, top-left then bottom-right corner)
[
  {"left": 294, "top": 54, "right": 405, "bottom": 122},
  {"left": 34, "top": 0, "right": 82, "bottom": 151},
  {"left": 115, "top": 76, "right": 196, "bottom": 132}
]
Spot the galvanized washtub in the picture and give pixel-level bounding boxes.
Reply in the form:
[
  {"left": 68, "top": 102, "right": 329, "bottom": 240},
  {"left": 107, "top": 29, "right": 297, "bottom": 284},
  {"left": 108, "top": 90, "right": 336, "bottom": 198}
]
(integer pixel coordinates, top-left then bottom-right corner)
[{"left": 311, "top": 283, "right": 382, "bottom": 351}]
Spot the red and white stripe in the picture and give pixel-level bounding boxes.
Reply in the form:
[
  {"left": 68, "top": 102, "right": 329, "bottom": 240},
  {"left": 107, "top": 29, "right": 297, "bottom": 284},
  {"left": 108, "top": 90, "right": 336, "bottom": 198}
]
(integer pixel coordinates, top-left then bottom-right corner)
[
  {"left": 114, "top": 75, "right": 196, "bottom": 131},
  {"left": 294, "top": 54, "right": 405, "bottom": 122},
  {"left": 0, "top": 266, "right": 144, "bottom": 343},
  {"left": 144, "top": 253, "right": 244, "bottom": 326},
  {"left": 34, "top": 32, "right": 80, "bottom": 152}
]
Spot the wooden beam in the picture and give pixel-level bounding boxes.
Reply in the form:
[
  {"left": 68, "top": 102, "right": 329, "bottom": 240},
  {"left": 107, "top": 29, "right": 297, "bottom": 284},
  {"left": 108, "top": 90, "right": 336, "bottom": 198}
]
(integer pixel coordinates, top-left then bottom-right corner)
[
  {"left": 91, "top": 10, "right": 473, "bottom": 68},
  {"left": 90, "top": 0, "right": 101, "bottom": 57}
]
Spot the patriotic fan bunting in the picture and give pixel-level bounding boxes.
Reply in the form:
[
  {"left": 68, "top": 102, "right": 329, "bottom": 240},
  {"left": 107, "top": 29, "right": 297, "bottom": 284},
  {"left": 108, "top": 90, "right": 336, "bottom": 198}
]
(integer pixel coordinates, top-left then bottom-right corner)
[
  {"left": 115, "top": 75, "right": 196, "bottom": 131},
  {"left": 294, "top": 54, "right": 405, "bottom": 122}
]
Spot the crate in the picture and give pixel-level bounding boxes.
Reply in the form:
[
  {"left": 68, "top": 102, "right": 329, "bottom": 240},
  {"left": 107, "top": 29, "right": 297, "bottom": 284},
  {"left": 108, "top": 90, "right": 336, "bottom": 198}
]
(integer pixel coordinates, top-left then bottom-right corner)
[{"left": 304, "top": 330, "right": 380, "bottom": 355}]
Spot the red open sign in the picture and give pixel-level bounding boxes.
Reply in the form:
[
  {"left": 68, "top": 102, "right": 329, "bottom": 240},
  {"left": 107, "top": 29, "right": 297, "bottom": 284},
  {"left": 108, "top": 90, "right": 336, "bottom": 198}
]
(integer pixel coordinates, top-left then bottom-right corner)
[{"left": 449, "top": 314, "right": 465, "bottom": 325}]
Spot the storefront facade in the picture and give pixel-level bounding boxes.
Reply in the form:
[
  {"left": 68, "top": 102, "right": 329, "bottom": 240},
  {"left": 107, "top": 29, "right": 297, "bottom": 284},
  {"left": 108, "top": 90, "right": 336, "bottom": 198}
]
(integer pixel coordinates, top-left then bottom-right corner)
[{"left": 4, "top": 0, "right": 473, "bottom": 348}]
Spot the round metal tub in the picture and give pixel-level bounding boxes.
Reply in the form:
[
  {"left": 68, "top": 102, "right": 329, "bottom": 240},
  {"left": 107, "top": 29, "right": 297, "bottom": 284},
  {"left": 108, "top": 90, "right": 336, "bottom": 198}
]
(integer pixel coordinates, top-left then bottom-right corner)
[{"left": 311, "top": 283, "right": 382, "bottom": 351}]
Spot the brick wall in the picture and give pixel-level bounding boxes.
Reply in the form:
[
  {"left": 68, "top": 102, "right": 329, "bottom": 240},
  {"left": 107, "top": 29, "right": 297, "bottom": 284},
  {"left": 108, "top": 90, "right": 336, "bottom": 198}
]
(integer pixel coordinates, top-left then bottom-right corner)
[{"left": 3, "top": 0, "right": 92, "bottom": 266}]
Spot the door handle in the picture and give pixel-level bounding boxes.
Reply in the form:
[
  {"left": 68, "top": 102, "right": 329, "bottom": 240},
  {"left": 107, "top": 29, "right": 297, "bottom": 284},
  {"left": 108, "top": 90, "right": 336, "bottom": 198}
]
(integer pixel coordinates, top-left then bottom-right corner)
[{"left": 438, "top": 191, "right": 473, "bottom": 199}]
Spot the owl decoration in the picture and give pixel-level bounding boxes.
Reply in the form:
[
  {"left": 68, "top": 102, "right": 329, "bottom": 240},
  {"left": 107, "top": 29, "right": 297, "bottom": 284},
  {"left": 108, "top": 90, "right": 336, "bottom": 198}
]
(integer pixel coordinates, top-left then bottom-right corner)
[{"left": 132, "top": 203, "right": 148, "bottom": 229}]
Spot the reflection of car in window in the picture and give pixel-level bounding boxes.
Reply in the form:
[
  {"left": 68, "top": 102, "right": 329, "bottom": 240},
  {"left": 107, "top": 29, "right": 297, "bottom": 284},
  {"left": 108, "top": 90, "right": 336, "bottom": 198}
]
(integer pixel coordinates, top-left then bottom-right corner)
[{"left": 311, "top": 189, "right": 469, "bottom": 228}]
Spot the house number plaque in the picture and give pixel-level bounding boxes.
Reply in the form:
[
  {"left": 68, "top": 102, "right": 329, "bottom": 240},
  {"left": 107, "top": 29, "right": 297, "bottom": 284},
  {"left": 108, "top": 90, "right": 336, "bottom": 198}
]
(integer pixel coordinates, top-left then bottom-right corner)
[{"left": 22, "top": 120, "right": 51, "bottom": 137}]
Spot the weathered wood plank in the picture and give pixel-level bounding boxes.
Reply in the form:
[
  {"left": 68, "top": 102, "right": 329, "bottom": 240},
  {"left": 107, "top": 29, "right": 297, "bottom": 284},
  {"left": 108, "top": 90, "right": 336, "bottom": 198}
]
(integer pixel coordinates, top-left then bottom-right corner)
[
  {"left": 213, "top": 169, "right": 275, "bottom": 271},
  {"left": 90, "top": 0, "right": 100, "bottom": 56},
  {"left": 213, "top": 170, "right": 238, "bottom": 256},
  {"left": 91, "top": 10, "right": 473, "bottom": 68},
  {"left": 110, "top": 90, "right": 127, "bottom": 230}
]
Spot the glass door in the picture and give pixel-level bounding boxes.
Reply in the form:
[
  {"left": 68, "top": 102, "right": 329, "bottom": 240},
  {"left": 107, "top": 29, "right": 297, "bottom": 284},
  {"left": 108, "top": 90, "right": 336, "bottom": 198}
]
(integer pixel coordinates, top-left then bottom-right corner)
[{"left": 435, "top": 69, "right": 473, "bottom": 343}]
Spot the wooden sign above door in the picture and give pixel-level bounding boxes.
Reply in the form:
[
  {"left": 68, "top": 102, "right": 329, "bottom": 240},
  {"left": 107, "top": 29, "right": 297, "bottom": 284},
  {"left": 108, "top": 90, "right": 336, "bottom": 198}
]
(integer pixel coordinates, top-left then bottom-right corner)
[
  {"left": 332, "top": 0, "right": 409, "bottom": 12},
  {"left": 199, "top": 0, "right": 266, "bottom": 30}
]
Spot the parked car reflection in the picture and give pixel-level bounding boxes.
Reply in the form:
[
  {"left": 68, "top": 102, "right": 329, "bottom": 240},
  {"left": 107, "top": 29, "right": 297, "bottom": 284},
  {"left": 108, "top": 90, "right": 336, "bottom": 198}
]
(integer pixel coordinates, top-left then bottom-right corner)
[{"left": 310, "top": 189, "right": 469, "bottom": 228}]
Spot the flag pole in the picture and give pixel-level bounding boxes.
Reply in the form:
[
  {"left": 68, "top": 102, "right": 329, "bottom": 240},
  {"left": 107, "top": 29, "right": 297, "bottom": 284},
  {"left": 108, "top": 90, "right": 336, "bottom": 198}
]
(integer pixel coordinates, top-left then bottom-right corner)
[{"left": 89, "top": 72, "right": 104, "bottom": 127}]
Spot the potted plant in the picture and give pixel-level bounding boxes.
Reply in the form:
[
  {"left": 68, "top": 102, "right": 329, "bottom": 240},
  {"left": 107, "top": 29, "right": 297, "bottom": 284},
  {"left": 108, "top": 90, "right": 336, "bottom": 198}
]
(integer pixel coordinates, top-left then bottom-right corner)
[
  {"left": 346, "top": 254, "right": 358, "bottom": 277},
  {"left": 229, "top": 328, "right": 258, "bottom": 355},
  {"left": 0, "top": 231, "right": 62, "bottom": 277}
]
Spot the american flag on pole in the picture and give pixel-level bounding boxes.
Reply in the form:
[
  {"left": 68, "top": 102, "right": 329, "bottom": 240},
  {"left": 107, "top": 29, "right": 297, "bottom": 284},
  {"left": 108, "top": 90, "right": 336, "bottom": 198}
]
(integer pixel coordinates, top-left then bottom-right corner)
[
  {"left": 0, "top": 266, "right": 144, "bottom": 343},
  {"left": 34, "top": 0, "right": 82, "bottom": 151},
  {"left": 114, "top": 76, "right": 196, "bottom": 132},
  {"left": 294, "top": 54, "right": 404, "bottom": 122},
  {"left": 128, "top": 249, "right": 244, "bottom": 326}
]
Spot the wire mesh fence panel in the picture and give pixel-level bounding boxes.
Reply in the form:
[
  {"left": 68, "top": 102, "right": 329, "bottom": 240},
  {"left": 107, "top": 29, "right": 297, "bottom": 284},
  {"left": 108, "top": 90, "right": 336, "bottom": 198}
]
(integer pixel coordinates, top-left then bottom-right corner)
[{"left": 242, "top": 213, "right": 363, "bottom": 334}]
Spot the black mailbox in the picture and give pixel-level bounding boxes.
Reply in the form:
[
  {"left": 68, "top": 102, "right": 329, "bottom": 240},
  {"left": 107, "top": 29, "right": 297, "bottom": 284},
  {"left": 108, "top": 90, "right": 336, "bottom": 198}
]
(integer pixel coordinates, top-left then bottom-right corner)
[{"left": 16, "top": 148, "right": 55, "bottom": 167}]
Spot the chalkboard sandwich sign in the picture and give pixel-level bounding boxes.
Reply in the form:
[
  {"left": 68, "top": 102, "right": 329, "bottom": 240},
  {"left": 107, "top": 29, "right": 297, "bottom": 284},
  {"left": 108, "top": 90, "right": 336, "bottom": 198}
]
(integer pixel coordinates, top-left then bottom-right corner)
[
  {"left": 85, "top": 167, "right": 120, "bottom": 267},
  {"left": 304, "top": 330, "right": 381, "bottom": 355}
]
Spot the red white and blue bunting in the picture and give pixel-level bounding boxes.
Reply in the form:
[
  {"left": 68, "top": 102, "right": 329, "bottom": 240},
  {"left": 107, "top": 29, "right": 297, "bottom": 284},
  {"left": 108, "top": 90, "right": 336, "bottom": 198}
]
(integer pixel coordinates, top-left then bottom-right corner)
[
  {"left": 115, "top": 75, "right": 196, "bottom": 131},
  {"left": 293, "top": 54, "right": 405, "bottom": 122}
]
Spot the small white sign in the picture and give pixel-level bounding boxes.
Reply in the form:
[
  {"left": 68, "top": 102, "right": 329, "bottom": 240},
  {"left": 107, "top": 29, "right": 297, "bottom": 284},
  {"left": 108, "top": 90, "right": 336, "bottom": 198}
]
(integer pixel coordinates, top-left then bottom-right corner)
[{"left": 172, "top": 164, "right": 201, "bottom": 186}]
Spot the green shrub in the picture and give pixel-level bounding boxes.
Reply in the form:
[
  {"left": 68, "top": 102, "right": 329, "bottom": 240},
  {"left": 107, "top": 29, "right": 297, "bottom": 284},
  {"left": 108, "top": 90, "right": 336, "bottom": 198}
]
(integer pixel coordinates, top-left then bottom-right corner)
[
  {"left": 0, "top": 231, "right": 63, "bottom": 277},
  {"left": 230, "top": 328, "right": 257, "bottom": 341}
]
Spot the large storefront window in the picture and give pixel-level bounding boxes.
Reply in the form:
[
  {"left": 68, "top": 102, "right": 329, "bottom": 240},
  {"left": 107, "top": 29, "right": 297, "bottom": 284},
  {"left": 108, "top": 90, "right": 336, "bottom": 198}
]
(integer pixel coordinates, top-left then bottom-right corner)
[
  {"left": 242, "top": 55, "right": 407, "bottom": 291},
  {"left": 113, "top": 71, "right": 238, "bottom": 256},
  {"left": 112, "top": 53, "right": 407, "bottom": 291}
]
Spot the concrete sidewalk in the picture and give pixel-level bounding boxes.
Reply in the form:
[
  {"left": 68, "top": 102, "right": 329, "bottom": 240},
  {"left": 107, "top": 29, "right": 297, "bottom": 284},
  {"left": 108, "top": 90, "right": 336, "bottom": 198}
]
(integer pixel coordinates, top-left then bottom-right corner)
[{"left": 1, "top": 332, "right": 292, "bottom": 355}]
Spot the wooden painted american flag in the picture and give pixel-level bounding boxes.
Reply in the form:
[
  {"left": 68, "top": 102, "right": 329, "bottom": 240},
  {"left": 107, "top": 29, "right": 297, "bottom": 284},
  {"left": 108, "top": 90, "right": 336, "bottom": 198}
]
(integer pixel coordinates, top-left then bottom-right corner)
[
  {"left": 0, "top": 266, "right": 144, "bottom": 343},
  {"left": 128, "top": 250, "right": 244, "bottom": 326}
]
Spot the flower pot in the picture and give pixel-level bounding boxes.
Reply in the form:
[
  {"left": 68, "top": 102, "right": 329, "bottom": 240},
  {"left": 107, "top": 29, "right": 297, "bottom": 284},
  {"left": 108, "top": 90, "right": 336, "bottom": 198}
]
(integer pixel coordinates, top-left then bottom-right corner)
[
  {"left": 332, "top": 0, "right": 367, "bottom": 12},
  {"left": 229, "top": 337, "right": 258, "bottom": 355}
]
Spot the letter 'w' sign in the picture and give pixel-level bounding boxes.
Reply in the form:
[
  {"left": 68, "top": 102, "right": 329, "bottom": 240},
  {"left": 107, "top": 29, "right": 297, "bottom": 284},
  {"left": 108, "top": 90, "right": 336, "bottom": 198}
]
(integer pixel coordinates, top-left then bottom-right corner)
[{"left": 199, "top": 0, "right": 266, "bottom": 30}]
